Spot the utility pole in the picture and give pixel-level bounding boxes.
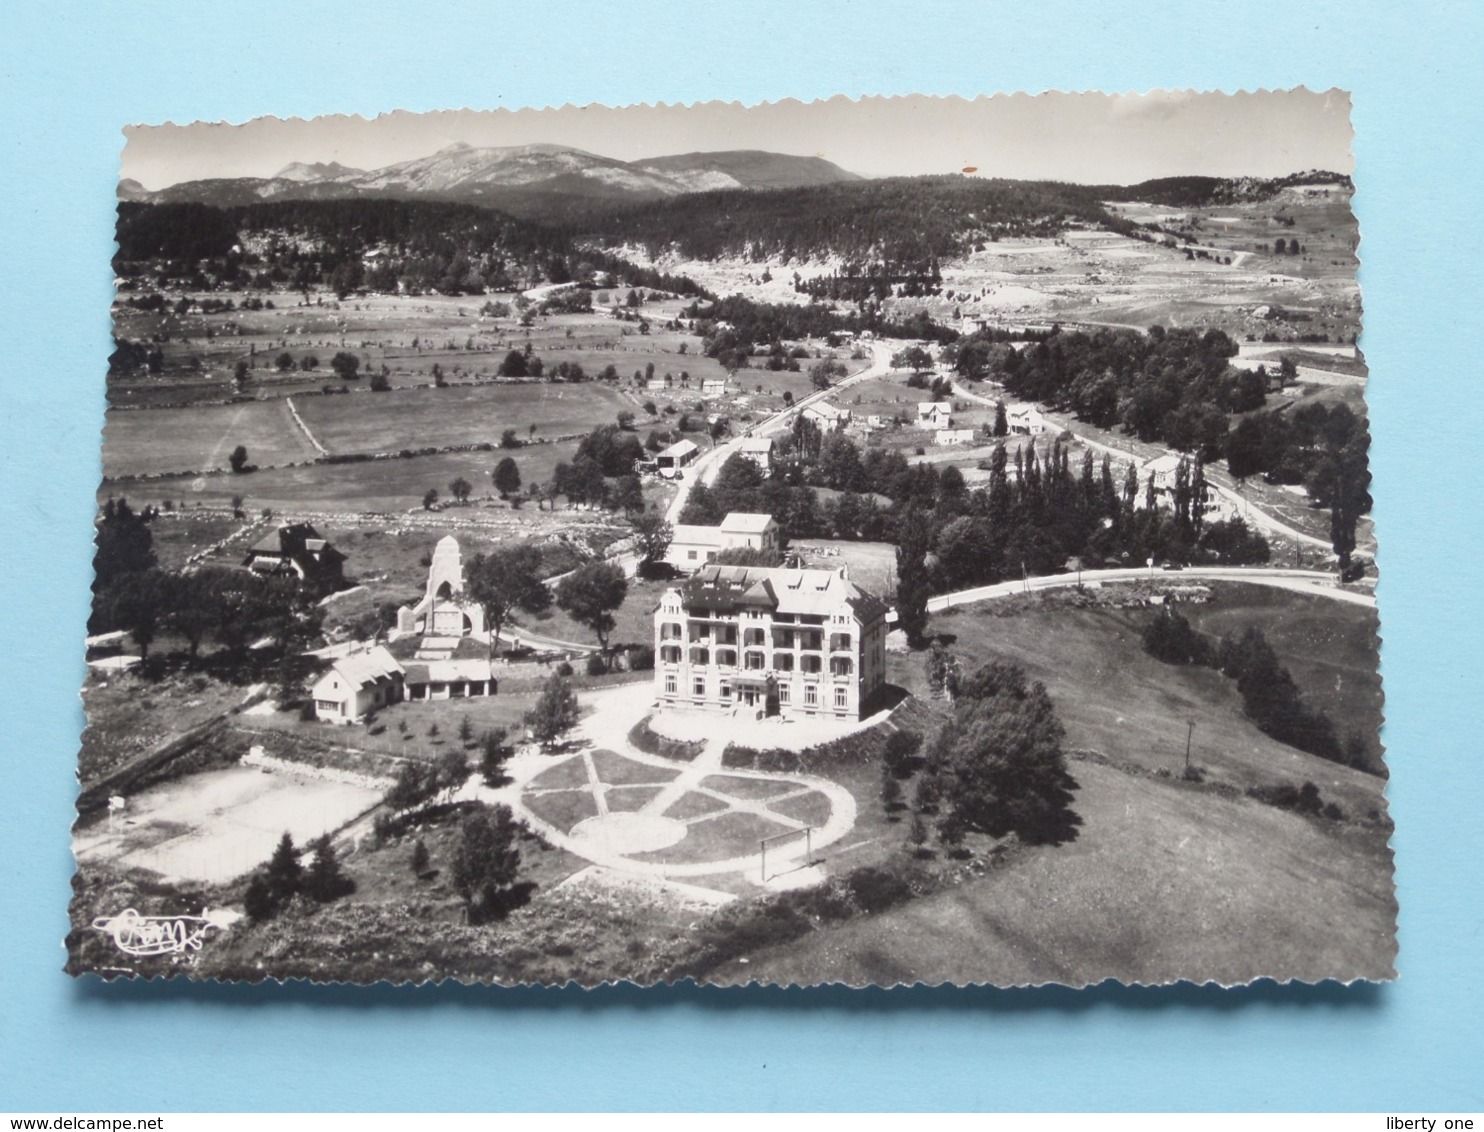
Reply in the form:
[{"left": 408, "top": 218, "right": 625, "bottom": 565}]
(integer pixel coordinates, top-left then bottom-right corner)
[{"left": 1184, "top": 720, "right": 1195, "bottom": 774}]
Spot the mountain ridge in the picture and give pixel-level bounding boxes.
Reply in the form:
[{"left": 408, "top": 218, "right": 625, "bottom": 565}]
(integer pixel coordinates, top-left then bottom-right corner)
[{"left": 127, "top": 144, "right": 864, "bottom": 217}]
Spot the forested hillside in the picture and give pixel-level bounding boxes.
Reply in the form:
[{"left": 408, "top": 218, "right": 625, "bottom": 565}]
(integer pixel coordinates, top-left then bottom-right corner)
[
  {"left": 113, "top": 199, "right": 705, "bottom": 298},
  {"left": 569, "top": 176, "right": 1116, "bottom": 266}
]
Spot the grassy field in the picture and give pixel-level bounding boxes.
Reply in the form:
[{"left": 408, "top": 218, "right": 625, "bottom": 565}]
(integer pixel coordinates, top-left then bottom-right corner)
[
  {"left": 915, "top": 591, "right": 1387, "bottom": 819},
  {"left": 732, "top": 757, "right": 1396, "bottom": 987},
  {"left": 1180, "top": 584, "right": 1385, "bottom": 771},
  {"left": 146, "top": 511, "right": 252, "bottom": 570},
  {"left": 103, "top": 399, "right": 320, "bottom": 477},
  {"left": 292, "top": 382, "right": 631, "bottom": 456},
  {"left": 100, "top": 441, "right": 587, "bottom": 515}
]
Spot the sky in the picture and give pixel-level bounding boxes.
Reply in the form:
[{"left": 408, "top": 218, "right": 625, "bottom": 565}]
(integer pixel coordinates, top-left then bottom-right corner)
[{"left": 121, "top": 89, "right": 1353, "bottom": 191}]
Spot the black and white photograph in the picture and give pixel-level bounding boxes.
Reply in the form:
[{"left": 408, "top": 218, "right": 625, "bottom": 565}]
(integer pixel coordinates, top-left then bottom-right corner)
[{"left": 69, "top": 90, "right": 1391, "bottom": 988}]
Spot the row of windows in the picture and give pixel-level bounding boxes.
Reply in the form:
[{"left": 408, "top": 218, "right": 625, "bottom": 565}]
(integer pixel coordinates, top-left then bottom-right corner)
[
  {"left": 662, "top": 672, "right": 849, "bottom": 710},
  {"left": 659, "top": 645, "right": 855, "bottom": 676},
  {"left": 659, "top": 623, "right": 855, "bottom": 653}
]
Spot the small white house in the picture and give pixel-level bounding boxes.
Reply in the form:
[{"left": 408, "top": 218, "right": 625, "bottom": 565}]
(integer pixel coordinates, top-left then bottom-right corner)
[
  {"left": 803, "top": 403, "right": 851, "bottom": 432},
  {"left": 916, "top": 402, "right": 953, "bottom": 429},
  {"left": 934, "top": 428, "right": 976, "bottom": 446},
  {"left": 701, "top": 378, "right": 729, "bottom": 398},
  {"left": 311, "top": 646, "right": 404, "bottom": 724},
  {"left": 1008, "top": 407, "right": 1047, "bottom": 435},
  {"left": 736, "top": 435, "right": 774, "bottom": 472}
]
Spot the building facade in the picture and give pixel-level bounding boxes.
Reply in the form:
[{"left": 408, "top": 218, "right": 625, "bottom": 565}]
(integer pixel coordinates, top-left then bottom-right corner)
[
  {"left": 311, "top": 645, "right": 405, "bottom": 724},
  {"left": 663, "top": 512, "right": 782, "bottom": 571},
  {"left": 654, "top": 564, "right": 888, "bottom": 720}
]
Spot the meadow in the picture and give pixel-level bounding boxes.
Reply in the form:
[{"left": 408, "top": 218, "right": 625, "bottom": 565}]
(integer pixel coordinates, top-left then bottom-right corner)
[
  {"left": 99, "top": 440, "right": 586, "bottom": 515},
  {"left": 915, "top": 589, "right": 1387, "bottom": 817},
  {"left": 734, "top": 757, "right": 1396, "bottom": 987},
  {"left": 291, "top": 381, "right": 631, "bottom": 455},
  {"left": 721, "top": 582, "right": 1394, "bottom": 986}
]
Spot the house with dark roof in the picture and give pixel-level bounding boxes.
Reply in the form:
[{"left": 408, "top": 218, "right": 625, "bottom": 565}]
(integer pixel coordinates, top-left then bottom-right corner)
[
  {"left": 243, "top": 523, "right": 346, "bottom": 591},
  {"left": 654, "top": 563, "right": 888, "bottom": 720}
]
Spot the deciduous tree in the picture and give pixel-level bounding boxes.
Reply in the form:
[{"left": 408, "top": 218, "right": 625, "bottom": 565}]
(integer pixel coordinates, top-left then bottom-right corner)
[
  {"left": 555, "top": 561, "right": 628, "bottom": 659},
  {"left": 466, "top": 545, "right": 551, "bottom": 654}
]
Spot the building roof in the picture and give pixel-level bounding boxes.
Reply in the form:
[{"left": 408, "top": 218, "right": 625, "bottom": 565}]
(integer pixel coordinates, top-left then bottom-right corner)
[
  {"left": 805, "top": 403, "right": 850, "bottom": 419},
  {"left": 245, "top": 522, "right": 346, "bottom": 570},
  {"left": 737, "top": 436, "right": 773, "bottom": 454},
  {"left": 323, "top": 646, "right": 403, "bottom": 691},
  {"left": 658, "top": 439, "right": 699, "bottom": 460},
  {"left": 917, "top": 401, "right": 951, "bottom": 416},
  {"left": 668, "top": 523, "right": 724, "bottom": 547},
  {"left": 676, "top": 564, "right": 887, "bottom": 623},
  {"left": 1144, "top": 454, "right": 1184, "bottom": 476},
  {"left": 403, "top": 658, "right": 496, "bottom": 685},
  {"left": 719, "top": 512, "right": 777, "bottom": 534}
]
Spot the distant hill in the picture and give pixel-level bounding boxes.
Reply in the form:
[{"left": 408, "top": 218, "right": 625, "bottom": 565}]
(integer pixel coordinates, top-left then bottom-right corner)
[
  {"left": 634, "top": 150, "right": 862, "bottom": 192},
  {"left": 274, "top": 160, "right": 364, "bottom": 183},
  {"left": 125, "top": 142, "right": 863, "bottom": 218},
  {"left": 1098, "top": 171, "right": 1353, "bottom": 207}
]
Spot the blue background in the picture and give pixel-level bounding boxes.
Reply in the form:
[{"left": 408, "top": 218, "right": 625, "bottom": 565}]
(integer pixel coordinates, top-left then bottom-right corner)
[{"left": 2, "top": 0, "right": 1481, "bottom": 1111}]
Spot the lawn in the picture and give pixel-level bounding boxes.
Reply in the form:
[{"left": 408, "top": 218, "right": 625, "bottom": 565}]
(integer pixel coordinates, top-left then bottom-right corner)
[{"left": 732, "top": 758, "right": 1396, "bottom": 987}]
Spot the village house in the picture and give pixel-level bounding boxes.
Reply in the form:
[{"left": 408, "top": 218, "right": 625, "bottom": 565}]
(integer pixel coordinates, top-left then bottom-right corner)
[
  {"left": 1008, "top": 406, "right": 1048, "bottom": 435},
  {"left": 735, "top": 435, "right": 774, "bottom": 472},
  {"left": 242, "top": 523, "right": 347, "bottom": 591},
  {"left": 654, "top": 563, "right": 889, "bottom": 720},
  {"left": 1138, "top": 454, "right": 1229, "bottom": 521},
  {"left": 700, "top": 378, "right": 728, "bottom": 398},
  {"left": 664, "top": 512, "right": 783, "bottom": 571},
  {"left": 916, "top": 401, "right": 953, "bottom": 429},
  {"left": 802, "top": 403, "right": 851, "bottom": 433},
  {"left": 311, "top": 645, "right": 404, "bottom": 724}
]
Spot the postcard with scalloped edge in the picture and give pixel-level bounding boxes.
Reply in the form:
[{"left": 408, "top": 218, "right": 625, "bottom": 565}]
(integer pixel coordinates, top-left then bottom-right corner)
[{"left": 70, "top": 90, "right": 1392, "bottom": 987}]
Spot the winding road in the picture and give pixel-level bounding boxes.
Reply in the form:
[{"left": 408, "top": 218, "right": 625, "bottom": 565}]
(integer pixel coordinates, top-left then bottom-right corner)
[{"left": 927, "top": 564, "right": 1374, "bottom": 612}]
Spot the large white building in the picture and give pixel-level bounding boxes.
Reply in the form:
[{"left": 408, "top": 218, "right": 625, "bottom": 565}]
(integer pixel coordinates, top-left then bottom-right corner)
[{"left": 654, "top": 563, "right": 889, "bottom": 720}]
